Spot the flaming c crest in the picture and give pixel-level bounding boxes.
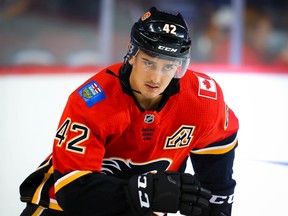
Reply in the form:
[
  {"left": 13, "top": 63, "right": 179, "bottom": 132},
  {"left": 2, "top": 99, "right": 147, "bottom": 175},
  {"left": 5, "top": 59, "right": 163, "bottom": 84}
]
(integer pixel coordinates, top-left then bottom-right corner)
[{"left": 141, "top": 12, "right": 151, "bottom": 21}]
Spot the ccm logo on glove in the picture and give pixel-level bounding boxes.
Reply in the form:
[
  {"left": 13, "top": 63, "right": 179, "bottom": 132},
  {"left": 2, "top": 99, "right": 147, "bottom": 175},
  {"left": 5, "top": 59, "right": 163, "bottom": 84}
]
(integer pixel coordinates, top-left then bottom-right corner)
[
  {"left": 210, "top": 194, "right": 234, "bottom": 204},
  {"left": 137, "top": 175, "right": 150, "bottom": 208}
]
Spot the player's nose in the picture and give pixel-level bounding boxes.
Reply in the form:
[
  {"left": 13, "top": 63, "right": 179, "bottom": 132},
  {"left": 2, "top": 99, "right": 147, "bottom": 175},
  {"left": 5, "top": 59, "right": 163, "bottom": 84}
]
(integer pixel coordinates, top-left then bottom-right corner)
[{"left": 149, "top": 66, "right": 163, "bottom": 80}]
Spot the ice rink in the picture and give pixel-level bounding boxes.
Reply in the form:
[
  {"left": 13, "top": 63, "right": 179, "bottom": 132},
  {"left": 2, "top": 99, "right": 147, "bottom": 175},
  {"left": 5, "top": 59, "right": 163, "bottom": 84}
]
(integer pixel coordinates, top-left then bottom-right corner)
[{"left": 1, "top": 67, "right": 288, "bottom": 215}]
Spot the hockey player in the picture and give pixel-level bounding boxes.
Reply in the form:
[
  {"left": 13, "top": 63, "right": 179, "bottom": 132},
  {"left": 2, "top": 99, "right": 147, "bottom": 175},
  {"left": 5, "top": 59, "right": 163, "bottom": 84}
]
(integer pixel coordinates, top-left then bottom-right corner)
[{"left": 20, "top": 7, "right": 239, "bottom": 216}]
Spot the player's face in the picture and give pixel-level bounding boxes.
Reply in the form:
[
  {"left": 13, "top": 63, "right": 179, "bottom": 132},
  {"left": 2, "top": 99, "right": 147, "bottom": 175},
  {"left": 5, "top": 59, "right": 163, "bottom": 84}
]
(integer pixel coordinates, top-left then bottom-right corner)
[{"left": 129, "top": 50, "right": 179, "bottom": 100}]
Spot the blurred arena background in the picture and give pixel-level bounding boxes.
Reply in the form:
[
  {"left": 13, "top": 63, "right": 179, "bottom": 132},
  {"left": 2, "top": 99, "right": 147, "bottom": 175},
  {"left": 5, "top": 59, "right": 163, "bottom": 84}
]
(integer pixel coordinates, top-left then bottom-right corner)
[
  {"left": 0, "top": 0, "right": 288, "bottom": 215},
  {"left": 1, "top": 0, "right": 288, "bottom": 66}
]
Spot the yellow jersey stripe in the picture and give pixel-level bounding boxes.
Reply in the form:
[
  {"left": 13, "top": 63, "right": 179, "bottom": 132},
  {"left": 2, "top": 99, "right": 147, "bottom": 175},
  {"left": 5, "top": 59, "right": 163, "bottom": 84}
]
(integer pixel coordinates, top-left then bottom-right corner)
[
  {"left": 153, "top": 212, "right": 166, "bottom": 216},
  {"left": 49, "top": 198, "right": 63, "bottom": 211},
  {"left": 31, "top": 205, "right": 45, "bottom": 216},
  {"left": 54, "top": 170, "right": 92, "bottom": 193},
  {"left": 36, "top": 155, "right": 52, "bottom": 171},
  {"left": 32, "top": 166, "right": 54, "bottom": 204},
  {"left": 192, "top": 137, "right": 238, "bottom": 155}
]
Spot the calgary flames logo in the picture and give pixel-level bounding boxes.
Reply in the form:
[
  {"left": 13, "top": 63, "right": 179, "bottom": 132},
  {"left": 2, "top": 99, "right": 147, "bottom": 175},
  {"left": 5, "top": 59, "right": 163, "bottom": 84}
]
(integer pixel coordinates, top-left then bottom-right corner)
[
  {"left": 101, "top": 158, "right": 171, "bottom": 178},
  {"left": 164, "top": 125, "right": 195, "bottom": 149},
  {"left": 141, "top": 11, "right": 151, "bottom": 21}
]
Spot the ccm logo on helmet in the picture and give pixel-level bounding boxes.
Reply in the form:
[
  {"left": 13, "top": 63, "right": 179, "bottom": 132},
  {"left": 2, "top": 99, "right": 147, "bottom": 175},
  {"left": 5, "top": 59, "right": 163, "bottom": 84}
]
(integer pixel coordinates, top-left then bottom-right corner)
[{"left": 158, "top": 45, "right": 178, "bottom": 53}]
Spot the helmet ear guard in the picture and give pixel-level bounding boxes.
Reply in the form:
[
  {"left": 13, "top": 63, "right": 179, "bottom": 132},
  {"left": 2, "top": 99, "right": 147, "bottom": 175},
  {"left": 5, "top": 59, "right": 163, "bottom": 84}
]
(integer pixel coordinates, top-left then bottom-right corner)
[
  {"left": 125, "top": 7, "right": 192, "bottom": 78},
  {"left": 124, "top": 42, "right": 139, "bottom": 63}
]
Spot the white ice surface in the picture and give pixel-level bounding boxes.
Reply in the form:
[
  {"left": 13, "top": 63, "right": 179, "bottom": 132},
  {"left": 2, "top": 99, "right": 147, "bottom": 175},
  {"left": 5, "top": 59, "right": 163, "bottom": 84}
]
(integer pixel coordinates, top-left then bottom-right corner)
[{"left": 0, "top": 72, "right": 287, "bottom": 216}]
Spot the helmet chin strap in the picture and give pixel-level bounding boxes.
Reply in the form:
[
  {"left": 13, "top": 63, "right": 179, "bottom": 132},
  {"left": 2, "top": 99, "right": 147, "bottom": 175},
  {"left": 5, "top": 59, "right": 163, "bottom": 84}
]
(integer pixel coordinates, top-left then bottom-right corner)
[
  {"left": 131, "top": 88, "right": 142, "bottom": 94},
  {"left": 130, "top": 88, "right": 164, "bottom": 96}
]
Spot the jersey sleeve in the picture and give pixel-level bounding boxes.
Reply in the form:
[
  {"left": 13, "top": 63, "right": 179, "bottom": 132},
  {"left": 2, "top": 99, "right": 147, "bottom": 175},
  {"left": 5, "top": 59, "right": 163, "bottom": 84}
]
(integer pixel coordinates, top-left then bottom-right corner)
[
  {"left": 51, "top": 85, "right": 133, "bottom": 215},
  {"left": 190, "top": 75, "right": 239, "bottom": 216},
  {"left": 191, "top": 75, "right": 239, "bottom": 153},
  {"left": 52, "top": 92, "right": 105, "bottom": 173}
]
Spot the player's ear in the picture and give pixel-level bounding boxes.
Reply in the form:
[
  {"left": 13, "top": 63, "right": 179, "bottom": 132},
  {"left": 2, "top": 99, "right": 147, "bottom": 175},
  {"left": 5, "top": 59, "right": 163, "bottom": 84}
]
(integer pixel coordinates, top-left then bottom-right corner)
[{"left": 128, "top": 55, "right": 136, "bottom": 65}]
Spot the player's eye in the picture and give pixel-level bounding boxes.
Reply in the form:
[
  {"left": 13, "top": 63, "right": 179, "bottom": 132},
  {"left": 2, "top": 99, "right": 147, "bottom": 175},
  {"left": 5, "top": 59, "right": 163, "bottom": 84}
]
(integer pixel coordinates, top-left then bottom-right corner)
[
  {"left": 144, "top": 59, "right": 153, "bottom": 67},
  {"left": 163, "top": 64, "right": 176, "bottom": 72}
]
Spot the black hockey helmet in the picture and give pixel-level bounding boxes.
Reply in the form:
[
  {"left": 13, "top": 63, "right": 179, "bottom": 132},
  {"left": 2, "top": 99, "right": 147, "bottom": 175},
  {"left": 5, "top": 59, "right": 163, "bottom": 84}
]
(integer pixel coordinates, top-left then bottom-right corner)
[{"left": 125, "top": 7, "right": 192, "bottom": 78}]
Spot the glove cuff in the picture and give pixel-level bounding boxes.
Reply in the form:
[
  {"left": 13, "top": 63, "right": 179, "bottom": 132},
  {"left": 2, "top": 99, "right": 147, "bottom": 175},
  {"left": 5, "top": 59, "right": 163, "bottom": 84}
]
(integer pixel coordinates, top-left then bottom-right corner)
[
  {"left": 200, "top": 187, "right": 234, "bottom": 216},
  {"left": 125, "top": 174, "right": 154, "bottom": 216}
]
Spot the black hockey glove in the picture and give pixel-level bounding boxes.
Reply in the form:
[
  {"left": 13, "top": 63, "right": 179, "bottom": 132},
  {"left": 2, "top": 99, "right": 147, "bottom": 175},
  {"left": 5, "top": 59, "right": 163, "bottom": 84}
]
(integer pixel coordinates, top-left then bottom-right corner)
[
  {"left": 210, "top": 204, "right": 232, "bottom": 216},
  {"left": 125, "top": 171, "right": 211, "bottom": 216},
  {"left": 200, "top": 203, "right": 232, "bottom": 216},
  {"left": 200, "top": 191, "right": 234, "bottom": 216}
]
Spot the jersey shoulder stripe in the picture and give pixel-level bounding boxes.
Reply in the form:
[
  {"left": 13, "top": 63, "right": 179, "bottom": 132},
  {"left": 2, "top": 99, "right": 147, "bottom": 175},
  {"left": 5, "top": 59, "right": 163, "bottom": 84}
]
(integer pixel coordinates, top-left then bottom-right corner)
[
  {"left": 54, "top": 170, "right": 92, "bottom": 193},
  {"left": 20, "top": 155, "right": 63, "bottom": 211},
  {"left": 191, "top": 133, "right": 238, "bottom": 155}
]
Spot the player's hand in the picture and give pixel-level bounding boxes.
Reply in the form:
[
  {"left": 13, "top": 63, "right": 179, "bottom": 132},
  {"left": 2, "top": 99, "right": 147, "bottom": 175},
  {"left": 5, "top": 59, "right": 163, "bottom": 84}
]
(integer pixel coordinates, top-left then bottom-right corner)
[{"left": 125, "top": 171, "right": 211, "bottom": 216}]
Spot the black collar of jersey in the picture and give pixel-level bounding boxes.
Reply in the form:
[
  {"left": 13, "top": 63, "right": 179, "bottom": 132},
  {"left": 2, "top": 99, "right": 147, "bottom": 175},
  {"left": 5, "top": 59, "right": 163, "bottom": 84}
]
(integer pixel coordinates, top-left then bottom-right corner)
[{"left": 106, "top": 63, "right": 180, "bottom": 112}]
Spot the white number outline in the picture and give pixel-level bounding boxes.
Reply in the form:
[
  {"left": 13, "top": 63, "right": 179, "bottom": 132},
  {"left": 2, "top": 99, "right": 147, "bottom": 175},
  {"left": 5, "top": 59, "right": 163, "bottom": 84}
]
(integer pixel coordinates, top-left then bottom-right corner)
[
  {"left": 55, "top": 118, "right": 90, "bottom": 154},
  {"left": 163, "top": 24, "right": 177, "bottom": 35}
]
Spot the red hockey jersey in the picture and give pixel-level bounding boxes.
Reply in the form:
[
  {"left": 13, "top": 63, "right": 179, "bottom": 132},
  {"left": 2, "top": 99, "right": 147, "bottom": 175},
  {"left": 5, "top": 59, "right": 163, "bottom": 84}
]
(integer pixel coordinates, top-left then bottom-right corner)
[{"left": 20, "top": 63, "right": 239, "bottom": 215}]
